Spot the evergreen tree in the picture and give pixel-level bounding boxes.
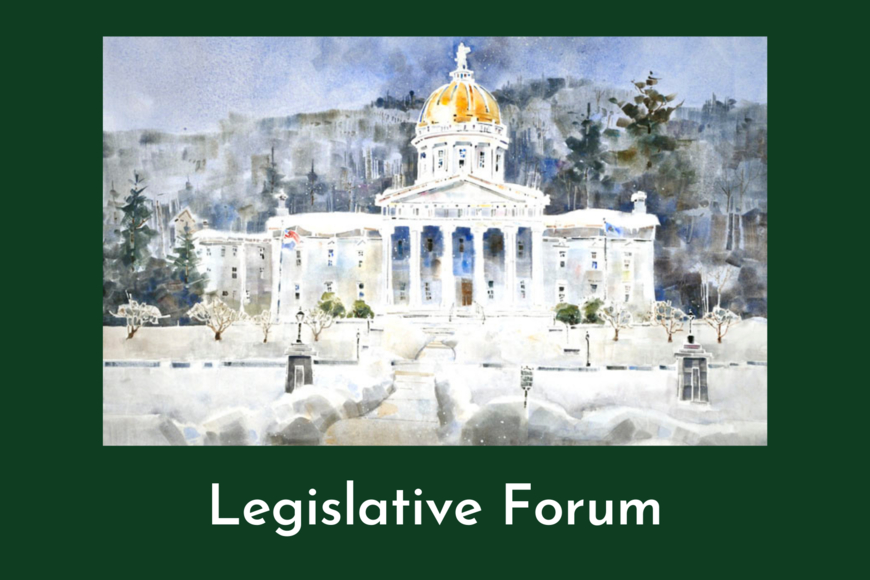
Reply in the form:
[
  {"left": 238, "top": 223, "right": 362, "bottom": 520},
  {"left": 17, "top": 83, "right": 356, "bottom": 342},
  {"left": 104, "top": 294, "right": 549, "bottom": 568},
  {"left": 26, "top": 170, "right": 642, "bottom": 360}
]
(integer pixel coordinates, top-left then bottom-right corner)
[
  {"left": 170, "top": 224, "right": 207, "bottom": 294},
  {"left": 261, "top": 146, "right": 285, "bottom": 214},
  {"left": 118, "top": 171, "right": 157, "bottom": 273}
]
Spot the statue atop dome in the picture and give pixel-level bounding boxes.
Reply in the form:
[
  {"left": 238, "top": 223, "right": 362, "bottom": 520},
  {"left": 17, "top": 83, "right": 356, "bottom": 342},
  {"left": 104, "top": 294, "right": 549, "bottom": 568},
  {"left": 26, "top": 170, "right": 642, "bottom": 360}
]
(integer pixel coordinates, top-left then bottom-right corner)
[{"left": 455, "top": 42, "right": 471, "bottom": 70}]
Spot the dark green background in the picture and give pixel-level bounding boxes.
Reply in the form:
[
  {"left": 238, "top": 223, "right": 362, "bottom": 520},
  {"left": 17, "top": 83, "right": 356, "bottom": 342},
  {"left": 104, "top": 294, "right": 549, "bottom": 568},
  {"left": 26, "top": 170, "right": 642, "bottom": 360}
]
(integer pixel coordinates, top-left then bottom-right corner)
[{"left": 13, "top": 6, "right": 846, "bottom": 576}]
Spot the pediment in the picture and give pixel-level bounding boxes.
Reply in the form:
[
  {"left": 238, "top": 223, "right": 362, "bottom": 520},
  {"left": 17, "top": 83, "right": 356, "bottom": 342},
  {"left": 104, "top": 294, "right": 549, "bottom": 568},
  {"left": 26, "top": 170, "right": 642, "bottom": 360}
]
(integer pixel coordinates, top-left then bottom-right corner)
[{"left": 378, "top": 176, "right": 543, "bottom": 206}]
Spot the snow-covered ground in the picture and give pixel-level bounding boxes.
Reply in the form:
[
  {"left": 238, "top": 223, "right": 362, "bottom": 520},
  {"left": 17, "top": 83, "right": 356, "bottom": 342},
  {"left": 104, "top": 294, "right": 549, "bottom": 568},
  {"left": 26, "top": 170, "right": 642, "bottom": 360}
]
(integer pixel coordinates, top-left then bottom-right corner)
[
  {"left": 436, "top": 365, "right": 766, "bottom": 445},
  {"left": 103, "top": 316, "right": 767, "bottom": 445},
  {"left": 103, "top": 360, "right": 394, "bottom": 445},
  {"left": 103, "top": 317, "right": 766, "bottom": 366}
]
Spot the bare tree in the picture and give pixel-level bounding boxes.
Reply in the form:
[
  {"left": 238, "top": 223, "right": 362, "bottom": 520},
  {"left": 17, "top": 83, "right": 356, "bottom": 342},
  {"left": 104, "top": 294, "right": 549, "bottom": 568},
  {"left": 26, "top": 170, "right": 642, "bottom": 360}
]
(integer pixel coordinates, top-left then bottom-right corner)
[
  {"left": 702, "top": 263, "right": 738, "bottom": 309},
  {"left": 249, "top": 310, "right": 274, "bottom": 343},
  {"left": 188, "top": 298, "right": 241, "bottom": 341},
  {"left": 652, "top": 301, "right": 687, "bottom": 343},
  {"left": 304, "top": 308, "right": 335, "bottom": 342},
  {"left": 703, "top": 306, "right": 740, "bottom": 343},
  {"left": 599, "top": 302, "right": 632, "bottom": 341},
  {"left": 715, "top": 143, "right": 766, "bottom": 251},
  {"left": 111, "top": 293, "right": 167, "bottom": 339}
]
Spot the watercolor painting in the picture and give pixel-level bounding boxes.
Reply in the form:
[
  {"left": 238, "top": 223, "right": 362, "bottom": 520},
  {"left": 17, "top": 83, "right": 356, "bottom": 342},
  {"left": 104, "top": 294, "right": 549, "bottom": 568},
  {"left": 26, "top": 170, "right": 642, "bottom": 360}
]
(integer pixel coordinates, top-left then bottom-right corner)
[{"left": 103, "top": 37, "right": 767, "bottom": 445}]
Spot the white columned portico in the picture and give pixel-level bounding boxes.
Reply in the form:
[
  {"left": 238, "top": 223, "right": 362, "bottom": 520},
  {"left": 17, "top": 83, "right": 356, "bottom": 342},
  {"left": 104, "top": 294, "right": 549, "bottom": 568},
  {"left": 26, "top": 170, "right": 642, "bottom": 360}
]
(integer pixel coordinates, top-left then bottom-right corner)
[
  {"left": 531, "top": 224, "right": 545, "bottom": 307},
  {"left": 502, "top": 225, "right": 518, "bottom": 306},
  {"left": 409, "top": 223, "right": 423, "bottom": 307},
  {"left": 441, "top": 224, "right": 456, "bottom": 308},
  {"left": 472, "top": 224, "right": 486, "bottom": 305},
  {"left": 381, "top": 225, "right": 394, "bottom": 306}
]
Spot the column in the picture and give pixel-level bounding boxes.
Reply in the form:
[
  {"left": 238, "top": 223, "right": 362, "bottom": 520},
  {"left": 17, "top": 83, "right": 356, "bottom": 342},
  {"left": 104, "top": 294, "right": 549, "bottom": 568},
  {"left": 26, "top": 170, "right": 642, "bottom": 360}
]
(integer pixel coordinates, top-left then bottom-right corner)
[
  {"left": 502, "top": 225, "right": 518, "bottom": 306},
  {"left": 409, "top": 223, "right": 422, "bottom": 308},
  {"left": 441, "top": 224, "right": 456, "bottom": 308},
  {"left": 238, "top": 242, "right": 247, "bottom": 314},
  {"left": 531, "top": 224, "right": 545, "bottom": 307},
  {"left": 381, "top": 225, "right": 394, "bottom": 306},
  {"left": 472, "top": 224, "right": 486, "bottom": 305},
  {"left": 269, "top": 235, "right": 281, "bottom": 322}
]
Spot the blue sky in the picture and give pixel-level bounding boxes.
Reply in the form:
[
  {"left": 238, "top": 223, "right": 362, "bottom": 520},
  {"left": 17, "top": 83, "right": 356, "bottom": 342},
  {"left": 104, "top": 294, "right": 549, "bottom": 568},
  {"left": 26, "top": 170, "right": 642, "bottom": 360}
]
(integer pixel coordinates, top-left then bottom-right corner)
[{"left": 103, "top": 37, "right": 767, "bottom": 134}]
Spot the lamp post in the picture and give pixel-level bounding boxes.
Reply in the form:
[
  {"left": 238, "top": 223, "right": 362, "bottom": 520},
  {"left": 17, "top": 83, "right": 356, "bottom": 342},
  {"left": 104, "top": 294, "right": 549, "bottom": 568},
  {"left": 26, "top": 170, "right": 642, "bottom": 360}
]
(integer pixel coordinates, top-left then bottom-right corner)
[
  {"left": 295, "top": 307, "right": 304, "bottom": 344},
  {"left": 585, "top": 330, "right": 591, "bottom": 367}
]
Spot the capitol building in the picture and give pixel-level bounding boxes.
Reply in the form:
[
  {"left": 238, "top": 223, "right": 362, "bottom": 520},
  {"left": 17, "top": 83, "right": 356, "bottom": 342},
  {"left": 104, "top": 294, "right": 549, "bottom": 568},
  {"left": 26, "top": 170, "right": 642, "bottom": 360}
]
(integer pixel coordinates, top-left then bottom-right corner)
[{"left": 193, "top": 44, "right": 658, "bottom": 321}]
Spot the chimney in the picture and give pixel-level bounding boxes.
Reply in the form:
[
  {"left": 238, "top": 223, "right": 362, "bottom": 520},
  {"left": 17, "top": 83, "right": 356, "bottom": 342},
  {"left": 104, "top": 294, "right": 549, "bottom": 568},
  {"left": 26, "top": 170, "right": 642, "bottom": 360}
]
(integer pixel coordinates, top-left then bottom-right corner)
[{"left": 631, "top": 191, "right": 647, "bottom": 214}]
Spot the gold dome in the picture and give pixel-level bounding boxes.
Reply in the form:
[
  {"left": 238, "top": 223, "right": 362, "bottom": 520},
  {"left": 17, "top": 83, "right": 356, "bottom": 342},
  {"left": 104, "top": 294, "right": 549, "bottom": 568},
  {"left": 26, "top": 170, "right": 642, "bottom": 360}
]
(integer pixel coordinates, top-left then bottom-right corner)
[{"left": 418, "top": 80, "right": 501, "bottom": 127}]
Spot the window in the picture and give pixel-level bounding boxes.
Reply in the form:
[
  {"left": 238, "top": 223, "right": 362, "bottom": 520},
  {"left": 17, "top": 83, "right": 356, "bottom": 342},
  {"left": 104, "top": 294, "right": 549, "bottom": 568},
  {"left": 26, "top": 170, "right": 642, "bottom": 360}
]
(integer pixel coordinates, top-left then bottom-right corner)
[
  {"left": 426, "top": 237, "right": 434, "bottom": 252},
  {"left": 358, "top": 282, "right": 365, "bottom": 299},
  {"left": 358, "top": 250, "right": 364, "bottom": 268},
  {"left": 294, "top": 284, "right": 301, "bottom": 300},
  {"left": 496, "top": 154, "right": 501, "bottom": 172},
  {"left": 623, "top": 252, "right": 632, "bottom": 270},
  {"left": 206, "top": 267, "right": 211, "bottom": 273},
  {"left": 519, "top": 280, "right": 526, "bottom": 300},
  {"left": 221, "top": 247, "right": 226, "bottom": 257},
  {"left": 399, "top": 282, "right": 407, "bottom": 302},
  {"left": 624, "top": 285, "right": 631, "bottom": 303},
  {"left": 325, "top": 281, "right": 333, "bottom": 294},
  {"left": 557, "top": 283, "right": 566, "bottom": 303},
  {"left": 233, "top": 247, "right": 237, "bottom": 257},
  {"left": 459, "top": 239, "right": 465, "bottom": 253},
  {"left": 206, "top": 248, "right": 211, "bottom": 256},
  {"left": 437, "top": 149, "right": 444, "bottom": 169},
  {"left": 259, "top": 267, "right": 265, "bottom": 280},
  {"left": 517, "top": 241, "right": 524, "bottom": 258},
  {"left": 559, "top": 250, "right": 567, "bottom": 269},
  {"left": 327, "top": 248, "right": 334, "bottom": 267},
  {"left": 259, "top": 247, "right": 265, "bottom": 260},
  {"left": 222, "top": 290, "right": 228, "bottom": 297},
  {"left": 296, "top": 250, "right": 302, "bottom": 266},
  {"left": 232, "top": 267, "right": 238, "bottom": 279},
  {"left": 487, "top": 280, "right": 494, "bottom": 300},
  {"left": 396, "top": 239, "right": 404, "bottom": 258},
  {"left": 424, "top": 282, "right": 432, "bottom": 301},
  {"left": 478, "top": 150, "right": 486, "bottom": 169},
  {"left": 591, "top": 283, "right": 598, "bottom": 293}
]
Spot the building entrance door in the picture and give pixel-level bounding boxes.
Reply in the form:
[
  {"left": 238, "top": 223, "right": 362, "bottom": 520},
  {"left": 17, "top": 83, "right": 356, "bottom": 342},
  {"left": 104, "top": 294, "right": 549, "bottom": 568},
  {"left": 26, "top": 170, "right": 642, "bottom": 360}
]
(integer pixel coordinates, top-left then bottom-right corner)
[{"left": 461, "top": 280, "right": 473, "bottom": 306}]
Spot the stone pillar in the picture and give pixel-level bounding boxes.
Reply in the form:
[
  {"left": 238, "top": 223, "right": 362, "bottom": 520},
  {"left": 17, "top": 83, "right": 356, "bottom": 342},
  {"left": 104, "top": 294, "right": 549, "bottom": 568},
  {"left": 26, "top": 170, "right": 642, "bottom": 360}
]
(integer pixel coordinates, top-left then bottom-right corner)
[
  {"left": 238, "top": 242, "right": 247, "bottom": 314},
  {"left": 531, "top": 224, "right": 545, "bottom": 307},
  {"left": 502, "top": 225, "right": 518, "bottom": 306},
  {"left": 441, "top": 224, "right": 456, "bottom": 308},
  {"left": 409, "top": 223, "right": 422, "bottom": 308},
  {"left": 381, "top": 225, "right": 394, "bottom": 306},
  {"left": 270, "top": 234, "right": 281, "bottom": 322},
  {"left": 472, "top": 224, "right": 486, "bottom": 305}
]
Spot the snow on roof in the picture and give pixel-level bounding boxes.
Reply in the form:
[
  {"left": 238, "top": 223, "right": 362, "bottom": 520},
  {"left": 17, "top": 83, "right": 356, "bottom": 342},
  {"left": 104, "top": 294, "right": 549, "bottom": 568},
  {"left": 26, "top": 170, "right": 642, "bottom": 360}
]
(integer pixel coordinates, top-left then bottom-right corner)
[
  {"left": 173, "top": 208, "right": 197, "bottom": 222},
  {"left": 193, "top": 229, "right": 270, "bottom": 243},
  {"left": 545, "top": 208, "right": 660, "bottom": 230},
  {"left": 267, "top": 212, "right": 384, "bottom": 236}
]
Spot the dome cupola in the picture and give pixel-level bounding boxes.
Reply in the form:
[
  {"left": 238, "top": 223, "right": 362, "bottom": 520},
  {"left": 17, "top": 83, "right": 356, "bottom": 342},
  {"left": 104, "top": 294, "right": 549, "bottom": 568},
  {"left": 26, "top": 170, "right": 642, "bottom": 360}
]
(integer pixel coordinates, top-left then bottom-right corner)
[{"left": 412, "top": 43, "right": 510, "bottom": 185}]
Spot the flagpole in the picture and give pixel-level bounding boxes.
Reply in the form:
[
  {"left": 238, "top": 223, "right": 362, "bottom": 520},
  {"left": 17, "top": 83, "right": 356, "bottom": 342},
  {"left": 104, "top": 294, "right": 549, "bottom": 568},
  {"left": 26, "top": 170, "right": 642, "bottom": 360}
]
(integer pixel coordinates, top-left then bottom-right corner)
[{"left": 277, "top": 235, "right": 285, "bottom": 322}]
